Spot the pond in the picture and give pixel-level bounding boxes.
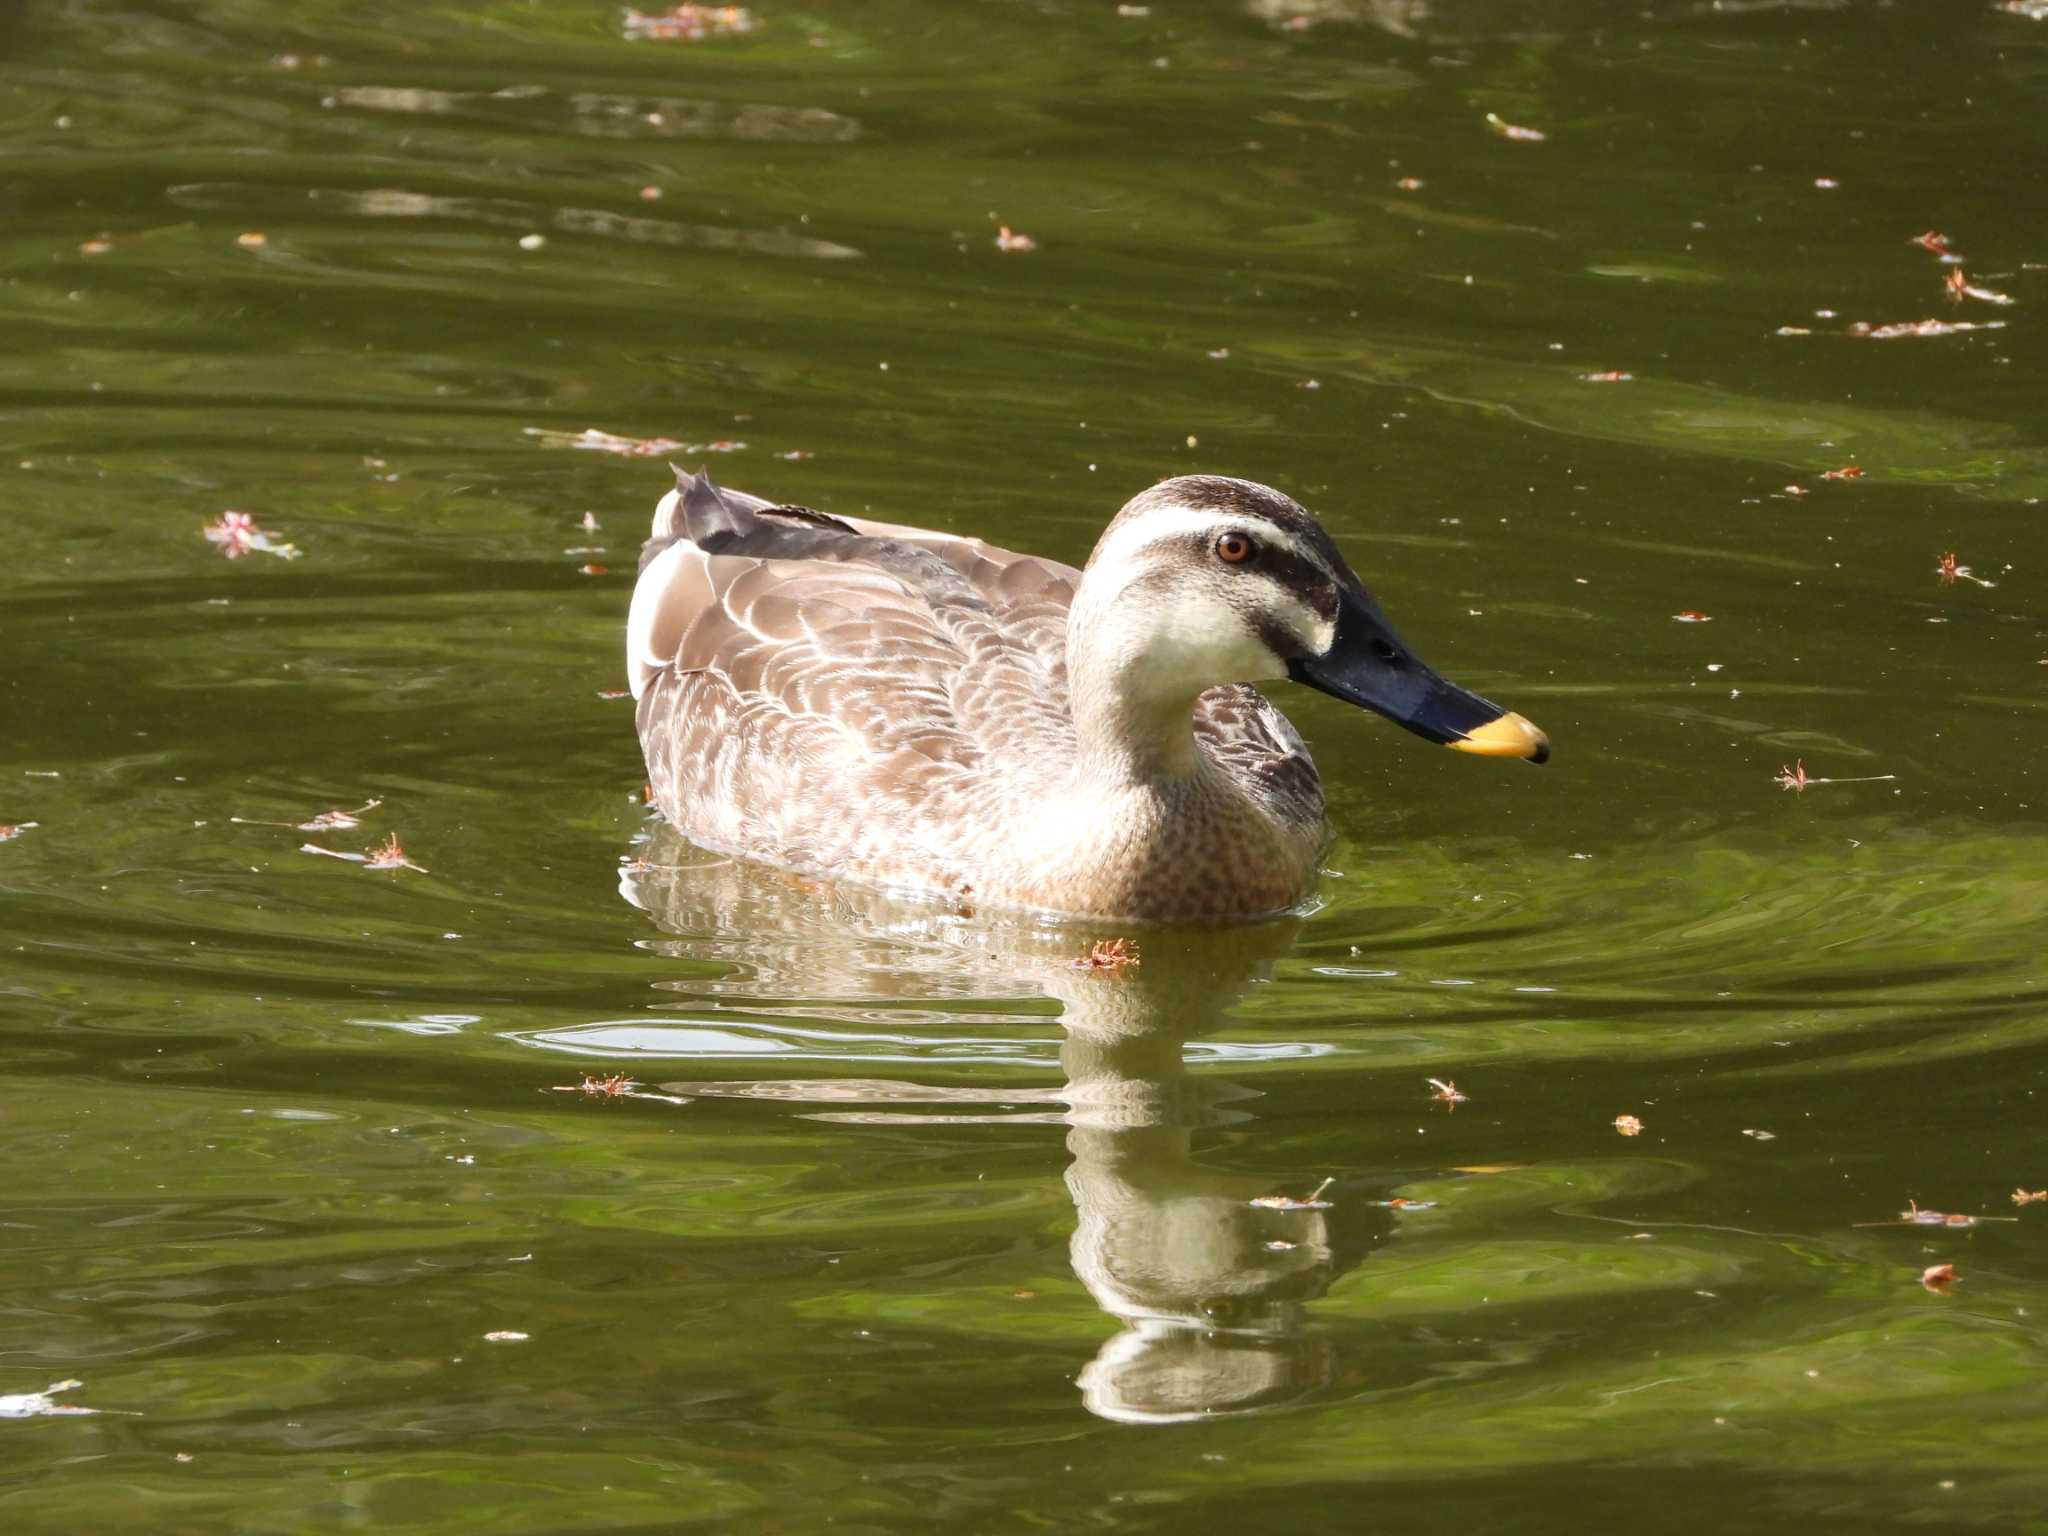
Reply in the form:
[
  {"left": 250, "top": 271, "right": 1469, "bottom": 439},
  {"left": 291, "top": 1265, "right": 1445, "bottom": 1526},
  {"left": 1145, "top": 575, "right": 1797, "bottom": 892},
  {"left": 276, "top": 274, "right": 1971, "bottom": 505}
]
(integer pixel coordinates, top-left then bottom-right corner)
[{"left": 4, "top": 0, "right": 2047, "bottom": 1528}]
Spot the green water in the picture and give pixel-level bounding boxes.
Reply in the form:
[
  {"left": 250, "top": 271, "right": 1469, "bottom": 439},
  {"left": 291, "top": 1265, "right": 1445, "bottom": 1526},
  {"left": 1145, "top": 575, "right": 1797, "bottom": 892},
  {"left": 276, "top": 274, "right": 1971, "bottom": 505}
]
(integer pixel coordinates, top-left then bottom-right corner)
[{"left": 5, "top": 0, "right": 2048, "bottom": 1529}]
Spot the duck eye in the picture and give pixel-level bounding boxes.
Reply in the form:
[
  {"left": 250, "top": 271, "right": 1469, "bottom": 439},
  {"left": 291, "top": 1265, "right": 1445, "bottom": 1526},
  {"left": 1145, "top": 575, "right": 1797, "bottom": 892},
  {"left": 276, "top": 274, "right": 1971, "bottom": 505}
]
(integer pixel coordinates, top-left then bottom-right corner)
[{"left": 1214, "top": 531, "right": 1256, "bottom": 565}]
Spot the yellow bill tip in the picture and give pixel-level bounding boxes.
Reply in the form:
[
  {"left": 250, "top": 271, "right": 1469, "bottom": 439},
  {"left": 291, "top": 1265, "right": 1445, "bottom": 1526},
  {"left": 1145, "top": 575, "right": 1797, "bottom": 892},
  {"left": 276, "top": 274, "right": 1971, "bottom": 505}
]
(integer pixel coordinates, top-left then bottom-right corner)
[{"left": 1447, "top": 711, "right": 1550, "bottom": 764}]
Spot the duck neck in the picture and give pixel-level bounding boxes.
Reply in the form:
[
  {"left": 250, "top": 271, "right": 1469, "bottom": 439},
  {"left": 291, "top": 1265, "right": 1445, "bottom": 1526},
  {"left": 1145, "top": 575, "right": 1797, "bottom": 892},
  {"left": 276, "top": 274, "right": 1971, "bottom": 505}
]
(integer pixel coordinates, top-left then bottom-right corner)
[{"left": 1065, "top": 624, "right": 1208, "bottom": 790}]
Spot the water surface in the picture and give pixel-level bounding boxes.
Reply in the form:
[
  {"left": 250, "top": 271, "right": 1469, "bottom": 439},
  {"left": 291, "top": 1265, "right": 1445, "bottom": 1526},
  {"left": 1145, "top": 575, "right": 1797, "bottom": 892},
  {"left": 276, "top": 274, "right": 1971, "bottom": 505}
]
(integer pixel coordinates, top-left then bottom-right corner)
[{"left": 5, "top": 1, "right": 2048, "bottom": 1530}]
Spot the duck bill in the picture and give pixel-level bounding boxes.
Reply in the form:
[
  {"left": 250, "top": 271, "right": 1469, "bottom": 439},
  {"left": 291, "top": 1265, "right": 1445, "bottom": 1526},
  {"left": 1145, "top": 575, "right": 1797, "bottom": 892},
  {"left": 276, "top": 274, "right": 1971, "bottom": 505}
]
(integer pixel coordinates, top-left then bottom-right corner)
[{"left": 1285, "top": 590, "right": 1549, "bottom": 764}]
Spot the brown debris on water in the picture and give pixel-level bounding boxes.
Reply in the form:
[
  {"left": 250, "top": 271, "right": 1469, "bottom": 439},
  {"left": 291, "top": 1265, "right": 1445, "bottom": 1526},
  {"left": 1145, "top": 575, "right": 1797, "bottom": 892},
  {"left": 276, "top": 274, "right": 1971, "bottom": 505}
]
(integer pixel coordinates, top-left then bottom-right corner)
[
  {"left": 0, "top": 823, "right": 38, "bottom": 843},
  {"left": 1427, "top": 1077, "right": 1468, "bottom": 1109},
  {"left": 1484, "top": 112, "right": 1545, "bottom": 143},
  {"left": 1820, "top": 465, "right": 1864, "bottom": 481},
  {"left": 1250, "top": 1176, "right": 1335, "bottom": 1211},
  {"left": 0, "top": 1379, "right": 100, "bottom": 1419},
  {"left": 525, "top": 427, "right": 746, "bottom": 458},
  {"left": 1857, "top": 1200, "right": 2015, "bottom": 1230},
  {"left": 1945, "top": 267, "right": 2015, "bottom": 306},
  {"left": 1937, "top": 551, "right": 1995, "bottom": 588},
  {"left": 1848, "top": 317, "right": 2007, "bottom": 339},
  {"left": 622, "top": 5, "right": 754, "bottom": 41},
  {"left": 1921, "top": 1262, "right": 1958, "bottom": 1294},
  {"left": 1073, "top": 937, "right": 1139, "bottom": 971},
  {"left": 203, "top": 510, "right": 300, "bottom": 560},
  {"left": 303, "top": 831, "right": 426, "bottom": 872},
  {"left": 994, "top": 226, "right": 1037, "bottom": 253},
  {"left": 2012, "top": 1188, "right": 2046, "bottom": 1206},
  {"left": 232, "top": 798, "right": 382, "bottom": 833},
  {"left": 554, "top": 1072, "right": 637, "bottom": 1099},
  {"left": 1613, "top": 1114, "right": 1644, "bottom": 1136},
  {"left": 1775, "top": 759, "right": 1897, "bottom": 793}
]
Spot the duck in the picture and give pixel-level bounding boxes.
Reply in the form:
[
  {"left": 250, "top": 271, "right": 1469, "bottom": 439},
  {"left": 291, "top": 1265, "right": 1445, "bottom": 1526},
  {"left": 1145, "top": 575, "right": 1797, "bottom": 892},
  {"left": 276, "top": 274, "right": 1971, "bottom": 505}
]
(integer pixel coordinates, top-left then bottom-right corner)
[{"left": 626, "top": 470, "right": 1547, "bottom": 923}]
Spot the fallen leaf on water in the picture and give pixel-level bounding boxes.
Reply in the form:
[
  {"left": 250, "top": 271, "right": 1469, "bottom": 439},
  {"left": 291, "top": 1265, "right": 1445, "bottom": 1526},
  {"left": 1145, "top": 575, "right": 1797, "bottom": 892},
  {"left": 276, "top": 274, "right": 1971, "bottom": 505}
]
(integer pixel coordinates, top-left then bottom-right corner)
[
  {"left": 363, "top": 833, "right": 426, "bottom": 872},
  {"left": 232, "top": 798, "right": 382, "bottom": 833},
  {"left": 1784, "top": 484, "right": 1810, "bottom": 497},
  {"left": 1485, "top": 111, "right": 1545, "bottom": 142},
  {"left": 79, "top": 238, "right": 112, "bottom": 256},
  {"left": 1821, "top": 465, "right": 1864, "bottom": 480},
  {"left": 306, "top": 833, "right": 425, "bottom": 872},
  {"left": 525, "top": 427, "right": 707, "bottom": 457},
  {"left": 1395, "top": 176, "right": 1424, "bottom": 190},
  {"left": 994, "top": 226, "right": 1037, "bottom": 253},
  {"left": 1250, "top": 1176, "right": 1335, "bottom": 1211},
  {"left": 578, "top": 563, "right": 609, "bottom": 576},
  {"left": 1910, "top": 230, "right": 1952, "bottom": 255},
  {"left": 1857, "top": 1200, "right": 2014, "bottom": 1229},
  {"left": 1010, "top": 1289, "right": 1037, "bottom": 1300},
  {"left": 1452, "top": 1162, "right": 1527, "bottom": 1174},
  {"left": 1774, "top": 325, "right": 1813, "bottom": 336},
  {"left": 777, "top": 449, "right": 814, "bottom": 461},
  {"left": 1073, "top": 937, "right": 1139, "bottom": 971},
  {"left": 1921, "top": 1263, "right": 1957, "bottom": 1293},
  {"left": 553, "top": 1072, "right": 637, "bottom": 1099},
  {"left": 203, "top": 510, "right": 300, "bottom": 560},
  {"left": 1374, "top": 1197, "right": 1438, "bottom": 1210},
  {"left": 622, "top": 4, "right": 754, "bottom": 41},
  {"left": 1743, "top": 1128, "right": 1777, "bottom": 1140},
  {"left": 1776, "top": 759, "right": 1897, "bottom": 793},
  {"left": 0, "top": 1380, "right": 99, "bottom": 1419},
  {"left": 1848, "top": 317, "right": 2008, "bottom": 339},
  {"left": 1673, "top": 610, "right": 1712, "bottom": 623},
  {"left": 482, "top": 1331, "right": 529, "bottom": 1342},
  {"left": 1937, "top": 551, "right": 1996, "bottom": 588},
  {"left": 1427, "top": 1077, "right": 1468, "bottom": 1107},
  {"left": 2013, "top": 1188, "right": 2047, "bottom": 1206},
  {"left": 1614, "top": 1114, "right": 1644, "bottom": 1136},
  {"left": 0, "top": 823, "right": 38, "bottom": 842},
  {"left": 1945, "top": 267, "right": 2015, "bottom": 306},
  {"left": 1580, "top": 370, "right": 1633, "bottom": 382}
]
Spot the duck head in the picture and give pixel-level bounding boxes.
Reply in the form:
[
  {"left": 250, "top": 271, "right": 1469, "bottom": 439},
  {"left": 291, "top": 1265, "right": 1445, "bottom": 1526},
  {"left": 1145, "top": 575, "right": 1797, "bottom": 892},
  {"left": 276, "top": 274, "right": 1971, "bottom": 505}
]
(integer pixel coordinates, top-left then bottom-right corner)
[{"left": 1069, "top": 475, "right": 1549, "bottom": 763}]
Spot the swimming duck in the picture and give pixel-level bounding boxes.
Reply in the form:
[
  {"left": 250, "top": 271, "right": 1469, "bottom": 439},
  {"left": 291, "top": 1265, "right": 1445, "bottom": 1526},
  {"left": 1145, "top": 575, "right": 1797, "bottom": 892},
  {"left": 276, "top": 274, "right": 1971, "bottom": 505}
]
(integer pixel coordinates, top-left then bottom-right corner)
[{"left": 627, "top": 471, "right": 1546, "bottom": 922}]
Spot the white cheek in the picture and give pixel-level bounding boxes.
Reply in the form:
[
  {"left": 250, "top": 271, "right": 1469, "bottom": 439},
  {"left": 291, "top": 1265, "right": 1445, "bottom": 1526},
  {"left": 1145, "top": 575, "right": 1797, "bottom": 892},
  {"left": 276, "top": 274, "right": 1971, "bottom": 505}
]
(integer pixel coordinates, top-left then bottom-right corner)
[
  {"left": 1136, "top": 591, "right": 1285, "bottom": 686},
  {"left": 1288, "top": 599, "right": 1336, "bottom": 656}
]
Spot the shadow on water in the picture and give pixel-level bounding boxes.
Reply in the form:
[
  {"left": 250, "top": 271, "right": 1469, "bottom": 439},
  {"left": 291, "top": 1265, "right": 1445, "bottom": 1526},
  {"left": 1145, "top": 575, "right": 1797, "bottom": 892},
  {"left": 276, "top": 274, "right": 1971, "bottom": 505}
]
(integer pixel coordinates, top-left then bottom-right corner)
[{"left": 617, "top": 826, "right": 1393, "bottom": 1424}]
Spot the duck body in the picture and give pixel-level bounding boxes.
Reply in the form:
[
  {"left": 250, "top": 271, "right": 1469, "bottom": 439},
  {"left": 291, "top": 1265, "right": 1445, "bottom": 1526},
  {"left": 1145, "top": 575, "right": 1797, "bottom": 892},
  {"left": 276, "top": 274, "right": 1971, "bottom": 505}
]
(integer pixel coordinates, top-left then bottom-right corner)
[{"left": 627, "top": 472, "right": 1545, "bottom": 923}]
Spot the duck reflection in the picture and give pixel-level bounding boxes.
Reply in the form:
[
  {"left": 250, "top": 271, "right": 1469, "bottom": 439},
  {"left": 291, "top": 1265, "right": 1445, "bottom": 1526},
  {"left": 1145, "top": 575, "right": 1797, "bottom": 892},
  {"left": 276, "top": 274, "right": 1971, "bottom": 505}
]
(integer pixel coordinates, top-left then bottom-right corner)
[{"left": 621, "top": 828, "right": 1389, "bottom": 1423}]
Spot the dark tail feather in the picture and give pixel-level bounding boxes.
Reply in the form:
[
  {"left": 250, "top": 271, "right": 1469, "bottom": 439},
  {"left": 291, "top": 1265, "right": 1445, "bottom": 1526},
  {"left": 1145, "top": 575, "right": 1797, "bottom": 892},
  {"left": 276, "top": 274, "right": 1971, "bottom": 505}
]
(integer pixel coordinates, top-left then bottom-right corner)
[{"left": 671, "top": 465, "right": 757, "bottom": 545}]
